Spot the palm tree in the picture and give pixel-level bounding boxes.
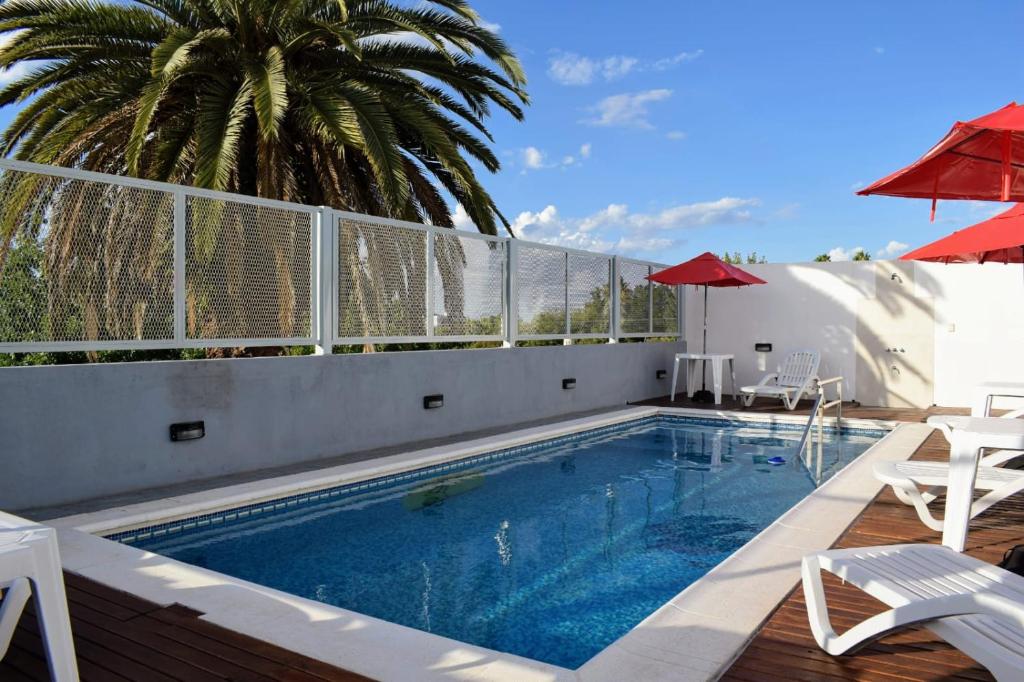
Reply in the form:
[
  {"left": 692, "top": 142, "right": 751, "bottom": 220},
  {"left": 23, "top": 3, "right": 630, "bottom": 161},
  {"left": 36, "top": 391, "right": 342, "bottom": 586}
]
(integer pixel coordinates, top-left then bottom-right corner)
[{"left": 0, "top": 0, "right": 527, "bottom": 345}]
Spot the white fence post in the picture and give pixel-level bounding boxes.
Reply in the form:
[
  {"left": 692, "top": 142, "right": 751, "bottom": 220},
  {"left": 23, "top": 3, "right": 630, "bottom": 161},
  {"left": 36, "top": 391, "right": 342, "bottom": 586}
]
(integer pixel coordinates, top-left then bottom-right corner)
[
  {"left": 609, "top": 256, "right": 620, "bottom": 343},
  {"left": 314, "top": 208, "right": 335, "bottom": 355},
  {"left": 425, "top": 228, "right": 435, "bottom": 339},
  {"left": 504, "top": 239, "right": 518, "bottom": 348},
  {"left": 647, "top": 265, "right": 654, "bottom": 335},
  {"left": 173, "top": 190, "right": 187, "bottom": 344},
  {"left": 563, "top": 252, "right": 572, "bottom": 345}
]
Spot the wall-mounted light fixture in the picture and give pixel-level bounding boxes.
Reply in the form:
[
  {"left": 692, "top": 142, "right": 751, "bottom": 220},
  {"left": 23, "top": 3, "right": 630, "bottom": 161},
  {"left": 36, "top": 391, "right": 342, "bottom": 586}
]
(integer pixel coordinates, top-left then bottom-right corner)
[
  {"left": 170, "top": 421, "right": 205, "bottom": 442},
  {"left": 423, "top": 394, "right": 444, "bottom": 409},
  {"left": 656, "top": 369, "right": 667, "bottom": 380},
  {"left": 562, "top": 378, "right": 576, "bottom": 390}
]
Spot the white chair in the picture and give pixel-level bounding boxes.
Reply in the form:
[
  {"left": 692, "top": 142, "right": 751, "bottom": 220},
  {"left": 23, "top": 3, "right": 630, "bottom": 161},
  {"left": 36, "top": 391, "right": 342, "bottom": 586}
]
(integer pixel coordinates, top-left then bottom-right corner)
[
  {"left": 802, "top": 543, "right": 1024, "bottom": 681},
  {"left": 875, "top": 386, "right": 1024, "bottom": 533},
  {"left": 874, "top": 459, "right": 1024, "bottom": 531},
  {"left": 740, "top": 350, "right": 820, "bottom": 411},
  {"left": 0, "top": 512, "right": 78, "bottom": 681}
]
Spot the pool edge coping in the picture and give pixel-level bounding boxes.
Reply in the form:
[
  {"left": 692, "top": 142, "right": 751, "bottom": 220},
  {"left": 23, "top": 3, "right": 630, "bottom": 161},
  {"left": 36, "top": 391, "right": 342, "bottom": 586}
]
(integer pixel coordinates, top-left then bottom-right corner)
[{"left": 48, "top": 407, "right": 927, "bottom": 682}]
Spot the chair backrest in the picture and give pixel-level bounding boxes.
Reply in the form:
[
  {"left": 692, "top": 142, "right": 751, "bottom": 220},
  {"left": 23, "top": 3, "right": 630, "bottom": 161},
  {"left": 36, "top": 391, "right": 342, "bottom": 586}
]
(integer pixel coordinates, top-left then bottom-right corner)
[{"left": 777, "top": 351, "right": 820, "bottom": 388}]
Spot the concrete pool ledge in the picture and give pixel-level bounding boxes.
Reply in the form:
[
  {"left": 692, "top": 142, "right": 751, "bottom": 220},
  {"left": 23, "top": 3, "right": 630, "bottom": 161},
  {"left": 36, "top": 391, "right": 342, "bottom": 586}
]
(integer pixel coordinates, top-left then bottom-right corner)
[{"left": 48, "top": 408, "right": 931, "bottom": 682}]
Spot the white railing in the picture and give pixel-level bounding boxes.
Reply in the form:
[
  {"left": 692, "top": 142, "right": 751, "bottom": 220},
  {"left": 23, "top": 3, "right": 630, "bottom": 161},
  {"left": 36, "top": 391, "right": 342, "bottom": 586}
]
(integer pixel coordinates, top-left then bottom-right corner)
[
  {"left": 797, "top": 377, "right": 844, "bottom": 485},
  {"left": 0, "top": 159, "right": 682, "bottom": 354}
]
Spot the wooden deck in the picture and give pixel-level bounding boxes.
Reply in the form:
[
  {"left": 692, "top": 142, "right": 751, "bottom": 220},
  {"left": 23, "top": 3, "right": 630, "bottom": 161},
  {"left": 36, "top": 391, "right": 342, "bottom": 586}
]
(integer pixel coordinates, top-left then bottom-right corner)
[
  {"left": 640, "top": 396, "right": 1018, "bottom": 682},
  {"left": 4, "top": 397, "right": 1019, "bottom": 681},
  {"left": 0, "top": 572, "right": 369, "bottom": 681}
]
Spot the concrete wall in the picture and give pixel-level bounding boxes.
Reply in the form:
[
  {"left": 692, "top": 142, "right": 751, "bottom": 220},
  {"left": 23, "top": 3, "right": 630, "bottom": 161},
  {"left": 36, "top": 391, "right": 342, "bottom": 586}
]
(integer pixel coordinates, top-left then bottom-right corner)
[
  {"left": 0, "top": 342, "right": 684, "bottom": 510},
  {"left": 684, "top": 260, "right": 1024, "bottom": 410}
]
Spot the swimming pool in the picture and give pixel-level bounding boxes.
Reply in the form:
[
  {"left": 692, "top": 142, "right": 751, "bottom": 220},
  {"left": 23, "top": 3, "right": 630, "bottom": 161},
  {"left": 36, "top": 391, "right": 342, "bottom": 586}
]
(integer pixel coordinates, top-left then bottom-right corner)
[{"left": 118, "top": 415, "right": 885, "bottom": 669}]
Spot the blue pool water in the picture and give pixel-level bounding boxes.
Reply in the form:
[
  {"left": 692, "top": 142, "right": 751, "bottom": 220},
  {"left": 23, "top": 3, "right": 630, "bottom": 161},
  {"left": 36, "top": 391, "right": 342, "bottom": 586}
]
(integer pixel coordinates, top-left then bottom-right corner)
[{"left": 125, "top": 416, "right": 884, "bottom": 669}]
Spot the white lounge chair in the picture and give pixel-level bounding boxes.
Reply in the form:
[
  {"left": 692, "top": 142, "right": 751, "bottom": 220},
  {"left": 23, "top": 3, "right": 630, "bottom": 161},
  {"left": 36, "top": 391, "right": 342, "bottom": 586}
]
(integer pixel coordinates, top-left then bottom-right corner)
[
  {"left": 803, "top": 543, "right": 1024, "bottom": 681},
  {"left": 740, "top": 350, "right": 820, "bottom": 411},
  {"left": 874, "top": 459, "right": 1024, "bottom": 531},
  {"left": 0, "top": 512, "right": 78, "bottom": 681},
  {"left": 874, "top": 391, "right": 1024, "bottom": 532}
]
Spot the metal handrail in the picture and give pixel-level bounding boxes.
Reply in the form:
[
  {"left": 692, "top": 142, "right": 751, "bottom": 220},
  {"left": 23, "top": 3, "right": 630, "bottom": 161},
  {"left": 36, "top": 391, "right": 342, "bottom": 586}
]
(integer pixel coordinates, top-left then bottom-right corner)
[{"left": 796, "top": 377, "right": 844, "bottom": 485}]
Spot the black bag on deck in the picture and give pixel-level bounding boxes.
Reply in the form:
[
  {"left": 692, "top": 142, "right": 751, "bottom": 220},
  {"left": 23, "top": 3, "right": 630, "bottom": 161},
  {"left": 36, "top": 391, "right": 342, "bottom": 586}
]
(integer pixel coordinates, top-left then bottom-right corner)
[{"left": 997, "top": 545, "right": 1024, "bottom": 577}]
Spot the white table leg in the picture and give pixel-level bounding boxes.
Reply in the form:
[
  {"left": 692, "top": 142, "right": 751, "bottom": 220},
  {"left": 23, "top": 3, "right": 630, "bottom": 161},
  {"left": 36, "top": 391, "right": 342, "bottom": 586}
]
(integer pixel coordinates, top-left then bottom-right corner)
[
  {"left": 941, "top": 432, "right": 982, "bottom": 552},
  {"left": 686, "top": 359, "right": 697, "bottom": 398},
  {"left": 728, "top": 359, "right": 737, "bottom": 401},
  {"left": 712, "top": 358, "right": 723, "bottom": 405},
  {"left": 670, "top": 357, "right": 680, "bottom": 402}
]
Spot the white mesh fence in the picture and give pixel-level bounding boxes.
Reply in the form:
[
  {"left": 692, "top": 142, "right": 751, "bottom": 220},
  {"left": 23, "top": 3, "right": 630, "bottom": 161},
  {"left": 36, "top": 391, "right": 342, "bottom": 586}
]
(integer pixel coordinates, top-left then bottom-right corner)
[{"left": 0, "top": 160, "right": 678, "bottom": 352}]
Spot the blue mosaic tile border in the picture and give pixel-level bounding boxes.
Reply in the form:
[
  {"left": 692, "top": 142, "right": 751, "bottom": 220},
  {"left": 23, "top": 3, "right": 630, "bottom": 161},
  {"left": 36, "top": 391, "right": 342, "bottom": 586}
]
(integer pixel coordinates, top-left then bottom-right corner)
[{"left": 106, "top": 414, "right": 888, "bottom": 546}]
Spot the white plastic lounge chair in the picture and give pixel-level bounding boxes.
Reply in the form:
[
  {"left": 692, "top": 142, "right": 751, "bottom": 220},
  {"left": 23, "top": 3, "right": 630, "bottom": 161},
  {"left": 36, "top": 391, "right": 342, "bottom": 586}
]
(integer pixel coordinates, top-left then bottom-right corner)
[
  {"left": 873, "top": 459, "right": 1024, "bottom": 531},
  {"left": 874, "top": 396, "right": 1024, "bottom": 531},
  {"left": 803, "top": 544, "right": 1024, "bottom": 681},
  {"left": 740, "top": 350, "right": 820, "bottom": 410},
  {"left": 0, "top": 512, "right": 78, "bottom": 681}
]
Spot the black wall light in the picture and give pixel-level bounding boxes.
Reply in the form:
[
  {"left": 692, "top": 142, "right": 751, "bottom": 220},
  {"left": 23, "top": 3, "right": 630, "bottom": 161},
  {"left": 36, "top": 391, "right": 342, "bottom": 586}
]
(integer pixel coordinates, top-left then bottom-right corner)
[
  {"left": 423, "top": 394, "right": 444, "bottom": 409},
  {"left": 562, "top": 378, "right": 576, "bottom": 390},
  {"left": 755, "top": 342, "right": 772, "bottom": 352},
  {"left": 170, "top": 421, "right": 205, "bottom": 442},
  {"left": 656, "top": 369, "right": 667, "bottom": 380}
]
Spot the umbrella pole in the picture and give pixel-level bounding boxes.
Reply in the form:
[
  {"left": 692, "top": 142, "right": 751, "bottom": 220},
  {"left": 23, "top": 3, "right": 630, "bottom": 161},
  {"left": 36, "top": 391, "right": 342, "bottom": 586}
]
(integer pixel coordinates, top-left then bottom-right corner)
[{"left": 702, "top": 284, "right": 708, "bottom": 391}]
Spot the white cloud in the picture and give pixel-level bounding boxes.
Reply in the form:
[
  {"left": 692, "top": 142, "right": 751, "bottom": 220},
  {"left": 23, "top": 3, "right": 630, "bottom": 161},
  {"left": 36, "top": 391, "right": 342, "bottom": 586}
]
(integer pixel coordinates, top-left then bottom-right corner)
[
  {"left": 873, "top": 46, "right": 885, "bottom": 54},
  {"left": 666, "top": 130, "right": 687, "bottom": 140},
  {"left": 548, "top": 49, "right": 701, "bottom": 85},
  {"left": 652, "top": 49, "right": 704, "bottom": 70},
  {"left": 877, "top": 240, "right": 909, "bottom": 258},
  {"left": 585, "top": 89, "right": 673, "bottom": 129},
  {"left": 601, "top": 55, "right": 639, "bottom": 80},
  {"left": 452, "top": 204, "right": 474, "bottom": 230},
  {"left": 547, "top": 53, "right": 598, "bottom": 85},
  {"left": 579, "top": 143, "right": 592, "bottom": 159},
  {"left": 828, "top": 246, "right": 868, "bottom": 261},
  {"left": 521, "top": 146, "right": 546, "bottom": 169},
  {"left": 512, "top": 197, "right": 760, "bottom": 257},
  {"left": 0, "top": 32, "right": 32, "bottom": 84}
]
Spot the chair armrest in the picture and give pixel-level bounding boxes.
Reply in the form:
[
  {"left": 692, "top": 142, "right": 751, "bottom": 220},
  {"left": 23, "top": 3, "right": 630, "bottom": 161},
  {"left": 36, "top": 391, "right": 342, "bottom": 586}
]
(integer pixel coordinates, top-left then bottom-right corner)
[{"left": 756, "top": 373, "right": 778, "bottom": 387}]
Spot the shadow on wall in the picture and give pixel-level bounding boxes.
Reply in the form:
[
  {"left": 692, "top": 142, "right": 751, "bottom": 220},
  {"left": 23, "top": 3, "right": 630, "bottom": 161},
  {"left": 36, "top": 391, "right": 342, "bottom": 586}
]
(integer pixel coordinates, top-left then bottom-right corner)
[{"left": 683, "top": 261, "right": 939, "bottom": 408}]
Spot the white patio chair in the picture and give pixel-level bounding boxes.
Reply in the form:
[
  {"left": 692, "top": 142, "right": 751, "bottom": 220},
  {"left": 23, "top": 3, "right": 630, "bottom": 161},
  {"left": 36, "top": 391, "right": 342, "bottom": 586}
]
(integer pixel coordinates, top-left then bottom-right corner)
[
  {"left": 874, "top": 459, "right": 1024, "bottom": 531},
  {"left": 740, "top": 350, "right": 820, "bottom": 410},
  {"left": 802, "top": 543, "right": 1024, "bottom": 681},
  {"left": 875, "top": 394, "right": 1024, "bottom": 530},
  {"left": 0, "top": 513, "right": 78, "bottom": 681}
]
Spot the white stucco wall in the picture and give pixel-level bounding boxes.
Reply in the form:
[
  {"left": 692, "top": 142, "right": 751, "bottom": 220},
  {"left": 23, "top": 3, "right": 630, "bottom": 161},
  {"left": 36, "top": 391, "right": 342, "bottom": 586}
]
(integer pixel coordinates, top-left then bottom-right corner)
[{"left": 684, "top": 260, "right": 1024, "bottom": 409}]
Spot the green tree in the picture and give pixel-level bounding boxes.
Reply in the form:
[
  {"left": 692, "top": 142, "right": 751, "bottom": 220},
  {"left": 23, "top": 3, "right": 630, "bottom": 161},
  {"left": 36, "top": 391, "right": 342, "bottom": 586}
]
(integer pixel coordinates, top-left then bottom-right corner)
[
  {"left": 0, "top": 0, "right": 526, "bottom": 232},
  {"left": 852, "top": 249, "right": 871, "bottom": 261},
  {"left": 722, "top": 251, "right": 767, "bottom": 264},
  {"left": 814, "top": 253, "right": 831, "bottom": 262},
  {"left": 0, "top": 0, "right": 528, "bottom": 350}
]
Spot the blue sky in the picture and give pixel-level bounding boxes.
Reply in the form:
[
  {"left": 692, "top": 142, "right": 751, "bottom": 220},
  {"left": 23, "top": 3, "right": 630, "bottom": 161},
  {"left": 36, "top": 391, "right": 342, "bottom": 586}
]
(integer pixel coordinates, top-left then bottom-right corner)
[
  {"left": 452, "top": 0, "right": 1024, "bottom": 263},
  {"left": 1, "top": 1, "right": 1022, "bottom": 263}
]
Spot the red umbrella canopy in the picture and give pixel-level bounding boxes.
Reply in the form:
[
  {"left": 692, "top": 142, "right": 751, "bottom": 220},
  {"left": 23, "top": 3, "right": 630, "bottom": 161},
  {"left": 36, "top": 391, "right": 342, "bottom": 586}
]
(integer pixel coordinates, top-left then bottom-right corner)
[
  {"left": 858, "top": 102, "right": 1024, "bottom": 217},
  {"left": 900, "top": 203, "right": 1024, "bottom": 264},
  {"left": 648, "top": 251, "right": 766, "bottom": 287}
]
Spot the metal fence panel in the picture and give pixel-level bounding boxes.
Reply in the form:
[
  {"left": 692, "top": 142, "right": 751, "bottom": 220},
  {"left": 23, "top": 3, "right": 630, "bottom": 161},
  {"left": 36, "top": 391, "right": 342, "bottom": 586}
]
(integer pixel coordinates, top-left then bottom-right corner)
[
  {"left": 567, "top": 253, "right": 612, "bottom": 335},
  {"left": 516, "top": 244, "right": 567, "bottom": 337},
  {"left": 185, "top": 195, "right": 313, "bottom": 341},
  {"left": 0, "top": 166, "right": 176, "bottom": 346},
  {"left": 0, "top": 160, "right": 680, "bottom": 352},
  {"left": 337, "top": 217, "right": 428, "bottom": 340},
  {"left": 432, "top": 231, "right": 505, "bottom": 338},
  {"left": 652, "top": 281, "right": 679, "bottom": 334},
  {"left": 618, "top": 259, "right": 652, "bottom": 334}
]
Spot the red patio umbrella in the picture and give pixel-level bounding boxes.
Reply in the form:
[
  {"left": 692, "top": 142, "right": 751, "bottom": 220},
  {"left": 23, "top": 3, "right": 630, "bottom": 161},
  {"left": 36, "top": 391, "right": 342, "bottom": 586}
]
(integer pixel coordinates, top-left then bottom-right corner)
[
  {"left": 648, "top": 252, "right": 766, "bottom": 400},
  {"left": 900, "top": 203, "right": 1024, "bottom": 264},
  {"left": 859, "top": 102, "right": 1024, "bottom": 219}
]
